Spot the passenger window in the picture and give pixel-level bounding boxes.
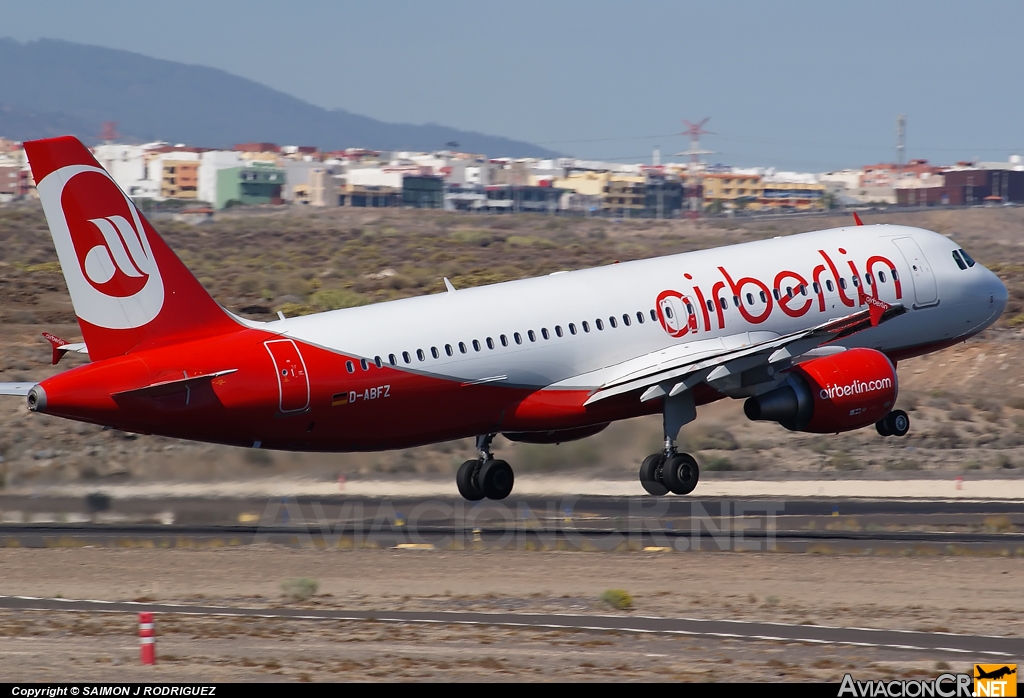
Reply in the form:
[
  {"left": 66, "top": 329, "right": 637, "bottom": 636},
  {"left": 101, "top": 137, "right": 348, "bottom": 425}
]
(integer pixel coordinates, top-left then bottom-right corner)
[
  {"left": 865, "top": 273, "right": 873, "bottom": 285},
  {"left": 416, "top": 349, "right": 425, "bottom": 361},
  {"left": 891, "top": 269, "right": 899, "bottom": 280},
  {"left": 684, "top": 303, "right": 693, "bottom": 314},
  {"left": 541, "top": 328, "right": 550, "bottom": 339},
  {"left": 360, "top": 359, "right": 369, "bottom": 371},
  {"left": 852, "top": 276, "right": 860, "bottom": 287},
  {"left": 746, "top": 292, "right": 754, "bottom": 305},
  {"left": 649, "top": 309, "right": 657, "bottom": 321},
  {"left": 759, "top": 290, "right": 767, "bottom": 303},
  {"left": 346, "top": 360, "right": 354, "bottom": 373},
  {"left": 826, "top": 279, "right": 835, "bottom": 292},
  {"left": 812, "top": 282, "right": 820, "bottom": 294},
  {"left": 514, "top": 332, "right": 522, "bottom": 344},
  {"left": 389, "top": 354, "right": 397, "bottom": 366},
  {"left": 960, "top": 249, "right": 976, "bottom": 267},
  {"left": 402, "top": 351, "right": 411, "bottom": 364},
  {"left": 569, "top": 323, "right": 577, "bottom": 334},
  {"left": 732, "top": 295, "right": 740, "bottom": 308},
  {"left": 472, "top": 340, "right": 481, "bottom": 351},
  {"left": 609, "top": 316, "right": 617, "bottom": 328},
  {"left": 622, "top": 314, "right": 631, "bottom": 326},
  {"left": 374, "top": 356, "right": 383, "bottom": 368},
  {"left": 665, "top": 306, "right": 674, "bottom": 319},
  {"left": 799, "top": 285, "right": 807, "bottom": 296},
  {"left": 500, "top": 334, "right": 508, "bottom": 347},
  {"left": 879, "top": 271, "right": 887, "bottom": 283},
  {"left": 459, "top": 342, "right": 467, "bottom": 354},
  {"left": 636, "top": 312, "right": 645, "bottom": 324},
  {"left": 528, "top": 330, "right": 536, "bottom": 341},
  {"left": 555, "top": 325, "right": 563, "bottom": 337},
  {"left": 582, "top": 321, "right": 590, "bottom": 332},
  {"left": 705, "top": 299, "right": 713, "bottom": 312},
  {"left": 431, "top": 347, "right": 439, "bottom": 359},
  {"left": 719, "top": 297, "right": 727, "bottom": 310},
  {"left": 772, "top": 288, "right": 781, "bottom": 300},
  {"left": 596, "top": 319, "right": 604, "bottom": 330},
  {"left": 445, "top": 344, "right": 453, "bottom": 357},
  {"left": 786, "top": 287, "right": 793, "bottom": 298},
  {"left": 486, "top": 337, "right": 494, "bottom": 349},
  {"left": 839, "top": 278, "right": 847, "bottom": 290},
  {"left": 952, "top": 250, "right": 967, "bottom": 270}
]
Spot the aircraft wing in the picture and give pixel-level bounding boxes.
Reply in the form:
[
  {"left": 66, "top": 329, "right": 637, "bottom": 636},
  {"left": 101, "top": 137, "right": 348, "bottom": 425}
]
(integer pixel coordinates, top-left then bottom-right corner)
[
  {"left": 0, "top": 383, "right": 36, "bottom": 396},
  {"left": 583, "top": 302, "right": 905, "bottom": 406}
]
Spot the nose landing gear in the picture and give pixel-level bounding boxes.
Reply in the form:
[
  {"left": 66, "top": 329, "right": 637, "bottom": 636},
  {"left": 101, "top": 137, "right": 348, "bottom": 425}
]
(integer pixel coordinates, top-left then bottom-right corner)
[{"left": 456, "top": 433, "right": 515, "bottom": 501}]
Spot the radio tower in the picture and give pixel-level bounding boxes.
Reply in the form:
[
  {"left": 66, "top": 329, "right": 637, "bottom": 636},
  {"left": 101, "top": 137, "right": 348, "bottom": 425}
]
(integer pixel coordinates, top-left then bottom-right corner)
[
  {"left": 100, "top": 121, "right": 120, "bottom": 144},
  {"left": 676, "top": 118, "right": 715, "bottom": 218},
  {"left": 896, "top": 114, "right": 906, "bottom": 170}
]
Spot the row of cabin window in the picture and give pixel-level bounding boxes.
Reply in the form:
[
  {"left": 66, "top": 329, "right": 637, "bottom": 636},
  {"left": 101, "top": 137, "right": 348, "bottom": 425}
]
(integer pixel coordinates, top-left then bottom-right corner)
[
  {"left": 342, "top": 309, "right": 663, "bottom": 373},
  {"left": 664, "top": 268, "right": 901, "bottom": 318},
  {"left": 342, "top": 267, "right": 901, "bottom": 373}
]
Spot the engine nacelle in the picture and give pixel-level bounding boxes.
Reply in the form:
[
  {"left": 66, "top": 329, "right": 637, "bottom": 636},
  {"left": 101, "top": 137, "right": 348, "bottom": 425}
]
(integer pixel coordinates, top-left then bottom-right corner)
[{"left": 743, "top": 348, "right": 897, "bottom": 433}]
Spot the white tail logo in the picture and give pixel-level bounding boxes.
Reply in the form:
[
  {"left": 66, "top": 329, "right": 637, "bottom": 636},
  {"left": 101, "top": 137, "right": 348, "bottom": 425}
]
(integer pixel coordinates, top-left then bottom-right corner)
[
  {"left": 36, "top": 165, "right": 164, "bottom": 330},
  {"left": 84, "top": 215, "right": 155, "bottom": 285}
]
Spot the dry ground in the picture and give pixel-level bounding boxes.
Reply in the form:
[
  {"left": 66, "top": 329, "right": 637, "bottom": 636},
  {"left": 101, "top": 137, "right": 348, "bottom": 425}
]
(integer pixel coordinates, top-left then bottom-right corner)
[
  {"left": 2, "top": 204, "right": 1024, "bottom": 487},
  {"left": 0, "top": 546, "right": 1017, "bottom": 681}
]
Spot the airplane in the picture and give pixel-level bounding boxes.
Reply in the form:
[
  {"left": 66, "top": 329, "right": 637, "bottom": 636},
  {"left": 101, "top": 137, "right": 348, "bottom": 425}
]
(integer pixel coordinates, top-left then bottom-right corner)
[
  {"left": 975, "top": 666, "right": 1016, "bottom": 681},
  {"left": 0, "top": 136, "right": 1008, "bottom": 501}
]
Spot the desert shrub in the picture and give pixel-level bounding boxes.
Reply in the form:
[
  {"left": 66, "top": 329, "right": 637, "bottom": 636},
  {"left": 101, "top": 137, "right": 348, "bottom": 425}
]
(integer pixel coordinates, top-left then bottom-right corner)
[
  {"left": 948, "top": 406, "right": 973, "bottom": 421},
  {"left": 281, "top": 578, "right": 318, "bottom": 601},
  {"left": 309, "top": 288, "right": 368, "bottom": 311},
  {"left": 600, "top": 589, "right": 633, "bottom": 610},
  {"left": 684, "top": 426, "right": 739, "bottom": 451},
  {"left": 884, "top": 459, "right": 920, "bottom": 471},
  {"left": 702, "top": 456, "right": 736, "bottom": 471},
  {"left": 829, "top": 453, "right": 862, "bottom": 471}
]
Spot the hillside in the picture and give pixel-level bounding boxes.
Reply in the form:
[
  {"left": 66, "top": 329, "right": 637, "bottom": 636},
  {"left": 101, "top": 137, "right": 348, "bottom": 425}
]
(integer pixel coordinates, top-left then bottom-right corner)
[{"left": 0, "top": 38, "right": 556, "bottom": 157}]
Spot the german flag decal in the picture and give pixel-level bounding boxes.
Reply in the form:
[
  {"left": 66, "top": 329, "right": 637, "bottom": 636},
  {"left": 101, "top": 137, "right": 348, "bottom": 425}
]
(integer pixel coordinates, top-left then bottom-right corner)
[{"left": 332, "top": 392, "right": 348, "bottom": 406}]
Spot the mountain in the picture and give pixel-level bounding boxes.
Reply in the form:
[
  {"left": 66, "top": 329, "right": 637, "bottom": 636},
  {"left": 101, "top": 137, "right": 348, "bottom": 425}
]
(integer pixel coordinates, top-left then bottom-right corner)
[{"left": 0, "top": 38, "right": 557, "bottom": 157}]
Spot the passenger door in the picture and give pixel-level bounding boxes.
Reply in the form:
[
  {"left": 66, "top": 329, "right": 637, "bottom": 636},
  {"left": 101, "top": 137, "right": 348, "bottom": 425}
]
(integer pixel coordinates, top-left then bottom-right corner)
[{"left": 892, "top": 237, "right": 939, "bottom": 307}]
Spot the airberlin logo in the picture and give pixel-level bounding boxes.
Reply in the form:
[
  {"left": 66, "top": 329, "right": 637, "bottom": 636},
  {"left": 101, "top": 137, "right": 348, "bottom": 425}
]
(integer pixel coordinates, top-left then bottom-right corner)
[
  {"left": 819, "top": 377, "right": 893, "bottom": 400},
  {"left": 655, "top": 248, "right": 904, "bottom": 338},
  {"left": 37, "top": 165, "right": 164, "bottom": 330}
]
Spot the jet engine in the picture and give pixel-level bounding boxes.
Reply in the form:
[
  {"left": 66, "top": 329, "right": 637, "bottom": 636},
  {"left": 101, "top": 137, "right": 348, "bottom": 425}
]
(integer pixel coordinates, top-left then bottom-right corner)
[{"left": 743, "top": 348, "right": 897, "bottom": 433}]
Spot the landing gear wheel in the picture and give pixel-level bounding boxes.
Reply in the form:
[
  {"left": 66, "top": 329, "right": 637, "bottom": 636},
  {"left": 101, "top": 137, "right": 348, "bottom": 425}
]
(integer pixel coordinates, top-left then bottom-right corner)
[
  {"left": 886, "top": 409, "right": 910, "bottom": 437},
  {"left": 662, "top": 453, "right": 700, "bottom": 495},
  {"left": 875, "top": 419, "right": 893, "bottom": 437},
  {"left": 479, "top": 459, "right": 514, "bottom": 500},
  {"left": 456, "top": 459, "right": 485, "bottom": 501},
  {"left": 639, "top": 454, "right": 669, "bottom": 496}
]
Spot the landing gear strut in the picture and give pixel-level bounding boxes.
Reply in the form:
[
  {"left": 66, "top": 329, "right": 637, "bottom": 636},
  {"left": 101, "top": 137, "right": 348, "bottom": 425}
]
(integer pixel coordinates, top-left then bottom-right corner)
[
  {"left": 456, "top": 433, "right": 514, "bottom": 501},
  {"left": 875, "top": 409, "right": 910, "bottom": 437},
  {"left": 638, "top": 391, "right": 701, "bottom": 496}
]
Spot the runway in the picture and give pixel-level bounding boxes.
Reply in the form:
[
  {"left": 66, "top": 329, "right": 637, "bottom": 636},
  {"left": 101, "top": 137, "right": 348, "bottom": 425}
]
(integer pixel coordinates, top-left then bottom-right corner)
[{"left": 0, "top": 594, "right": 1019, "bottom": 658}]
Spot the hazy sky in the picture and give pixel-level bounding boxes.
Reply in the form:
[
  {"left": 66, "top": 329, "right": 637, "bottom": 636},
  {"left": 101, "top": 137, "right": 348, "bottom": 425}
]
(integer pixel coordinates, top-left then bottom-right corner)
[{"left": 4, "top": 1, "right": 1023, "bottom": 170}]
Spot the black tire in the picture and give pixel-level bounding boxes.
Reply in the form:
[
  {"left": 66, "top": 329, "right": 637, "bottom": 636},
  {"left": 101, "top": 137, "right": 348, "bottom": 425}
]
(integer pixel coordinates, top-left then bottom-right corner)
[
  {"left": 456, "top": 459, "right": 485, "bottom": 501},
  {"left": 887, "top": 409, "right": 910, "bottom": 437},
  {"left": 662, "top": 453, "right": 700, "bottom": 495},
  {"left": 479, "top": 459, "right": 514, "bottom": 500},
  {"left": 639, "top": 453, "right": 668, "bottom": 496},
  {"left": 875, "top": 419, "right": 892, "bottom": 437}
]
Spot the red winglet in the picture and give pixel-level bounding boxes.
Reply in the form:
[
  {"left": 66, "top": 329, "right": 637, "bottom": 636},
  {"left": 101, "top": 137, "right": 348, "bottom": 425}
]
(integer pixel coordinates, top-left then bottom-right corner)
[
  {"left": 852, "top": 212, "right": 864, "bottom": 226},
  {"left": 864, "top": 295, "right": 890, "bottom": 327},
  {"left": 41, "top": 332, "right": 69, "bottom": 365}
]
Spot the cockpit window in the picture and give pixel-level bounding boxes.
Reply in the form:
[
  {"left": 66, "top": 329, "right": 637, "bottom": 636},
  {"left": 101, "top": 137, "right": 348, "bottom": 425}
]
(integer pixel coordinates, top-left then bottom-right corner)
[
  {"left": 952, "top": 250, "right": 967, "bottom": 270},
  {"left": 960, "top": 248, "right": 977, "bottom": 267}
]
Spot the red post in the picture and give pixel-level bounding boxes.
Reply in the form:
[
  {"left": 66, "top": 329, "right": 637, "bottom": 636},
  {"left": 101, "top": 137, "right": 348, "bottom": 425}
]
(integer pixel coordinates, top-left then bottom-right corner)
[{"left": 139, "top": 612, "right": 155, "bottom": 665}]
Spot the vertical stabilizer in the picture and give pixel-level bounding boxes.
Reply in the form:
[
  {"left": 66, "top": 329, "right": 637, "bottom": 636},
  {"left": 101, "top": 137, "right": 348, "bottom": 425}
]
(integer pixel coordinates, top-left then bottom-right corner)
[{"left": 25, "top": 136, "right": 239, "bottom": 360}]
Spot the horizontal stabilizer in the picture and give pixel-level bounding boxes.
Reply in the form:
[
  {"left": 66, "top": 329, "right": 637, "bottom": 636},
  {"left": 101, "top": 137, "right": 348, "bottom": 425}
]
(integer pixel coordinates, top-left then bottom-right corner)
[
  {"left": 111, "top": 369, "right": 237, "bottom": 401},
  {"left": 42, "top": 332, "right": 88, "bottom": 364},
  {"left": 0, "top": 382, "right": 36, "bottom": 397}
]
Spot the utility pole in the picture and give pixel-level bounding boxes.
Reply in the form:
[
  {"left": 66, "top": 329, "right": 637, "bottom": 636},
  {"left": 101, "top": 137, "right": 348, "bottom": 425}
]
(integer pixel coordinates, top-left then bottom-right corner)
[{"left": 896, "top": 114, "right": 906, "bottom": 169}]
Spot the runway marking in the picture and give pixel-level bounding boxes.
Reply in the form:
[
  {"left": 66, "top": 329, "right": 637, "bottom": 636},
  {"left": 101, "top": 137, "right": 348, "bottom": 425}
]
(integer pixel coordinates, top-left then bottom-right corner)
[{"left": 0, "top": 595, "right": 1018, "bottom": 657}]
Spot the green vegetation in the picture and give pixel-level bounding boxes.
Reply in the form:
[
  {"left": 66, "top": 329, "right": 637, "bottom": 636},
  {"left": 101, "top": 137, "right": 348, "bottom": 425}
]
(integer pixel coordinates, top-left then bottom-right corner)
[
  {"left": 599, "top": 589, "right": 633, "bottom": 610},
  {"left": 281, "top": 578, "right": 319, "bottom": 601}
]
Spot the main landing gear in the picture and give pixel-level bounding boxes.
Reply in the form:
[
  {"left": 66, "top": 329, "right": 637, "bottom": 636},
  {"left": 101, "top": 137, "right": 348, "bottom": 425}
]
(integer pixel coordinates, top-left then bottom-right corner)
[
  {"left": 875, "top": 409, "right": 910, "bottom": 437},
  {"left": 638, "top": 391, "right": 701, "bottom": 497},
  {"left": 456, "top": 433, "right": 514, "bottom": 501}
]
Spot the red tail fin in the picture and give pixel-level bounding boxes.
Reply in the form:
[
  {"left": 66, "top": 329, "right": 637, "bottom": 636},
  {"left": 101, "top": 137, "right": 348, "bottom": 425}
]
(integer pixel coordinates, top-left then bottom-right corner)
[{"left": 25, "top": 136, "right": 239, "bottom": 360}]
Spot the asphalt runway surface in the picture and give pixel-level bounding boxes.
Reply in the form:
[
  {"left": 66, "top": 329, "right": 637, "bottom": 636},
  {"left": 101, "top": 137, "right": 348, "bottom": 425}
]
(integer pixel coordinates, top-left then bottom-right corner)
[{"left": 0, "top": 594, "right": 1020, "bottom": 659}]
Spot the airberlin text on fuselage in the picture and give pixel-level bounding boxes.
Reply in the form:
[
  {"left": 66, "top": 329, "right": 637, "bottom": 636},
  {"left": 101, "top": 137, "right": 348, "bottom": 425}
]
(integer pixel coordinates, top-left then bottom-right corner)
[{"left": 656, "top": 248, "right": 903, "bottom": 338}]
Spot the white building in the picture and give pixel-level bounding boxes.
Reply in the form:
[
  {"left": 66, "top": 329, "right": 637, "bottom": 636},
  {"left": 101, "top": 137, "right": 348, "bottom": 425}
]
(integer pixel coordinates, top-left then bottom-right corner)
[
  {"left": 92, "top": 143, "right": 163, "bottom": 200},
  {"left": 197, "top": 150, "right": 245, "bottom": 205}
]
